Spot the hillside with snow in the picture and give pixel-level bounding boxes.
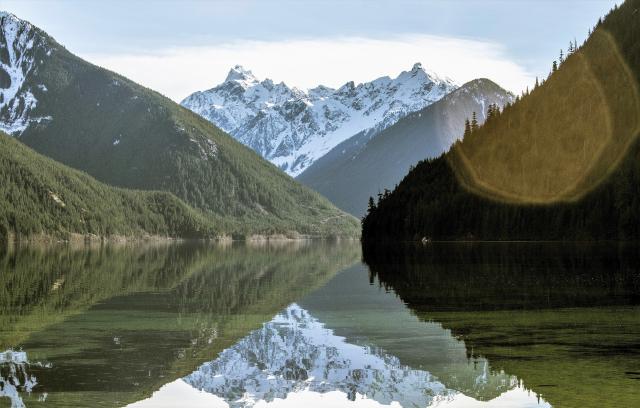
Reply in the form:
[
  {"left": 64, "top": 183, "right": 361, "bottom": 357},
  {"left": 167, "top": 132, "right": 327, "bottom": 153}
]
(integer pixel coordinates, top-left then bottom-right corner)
[
  {"left": 181, "top": 64, "right": 457, "bottom": 176},
  {"left": 0, "top": 12, "right": 52, "bottom": 135}
]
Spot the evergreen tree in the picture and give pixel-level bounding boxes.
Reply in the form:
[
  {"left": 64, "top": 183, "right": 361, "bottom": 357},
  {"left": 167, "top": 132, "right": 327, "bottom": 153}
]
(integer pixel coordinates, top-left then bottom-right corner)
[
  {"left": 552, "top": 60, "right": 558, "bottom": 73},
  {"left": 559, "top": 49, "right": 564, "bottom": 63},
  {"left": 367, "top": 196, "right": 376, "bottom": 214},
  {"left": 471, "top": 111, "right": 479, "bottom": 131},
  {"left": 463, "top": 118, "right": 472, "bottom": 139},
  {"left": 535, "top": 77, "right": 539, "bottom": 88}
]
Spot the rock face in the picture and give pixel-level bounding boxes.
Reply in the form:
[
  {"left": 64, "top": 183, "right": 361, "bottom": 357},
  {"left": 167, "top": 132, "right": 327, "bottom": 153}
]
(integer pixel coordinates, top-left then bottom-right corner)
[{"left": 181, "top": 63, "right": 457, "bottom": 176}]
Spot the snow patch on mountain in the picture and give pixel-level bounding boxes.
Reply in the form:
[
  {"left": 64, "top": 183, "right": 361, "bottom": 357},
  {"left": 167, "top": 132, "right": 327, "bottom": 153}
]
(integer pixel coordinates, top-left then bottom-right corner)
[
  {"left": 181, "top": 64, "right": 457, "bottom": 176},
  {"left": 0, "top": 12, "right": 51, "bottom": 135}
]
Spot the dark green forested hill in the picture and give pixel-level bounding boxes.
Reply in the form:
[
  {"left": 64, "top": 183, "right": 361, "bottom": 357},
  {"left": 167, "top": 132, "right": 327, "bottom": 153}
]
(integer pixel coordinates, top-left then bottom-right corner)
[
  {"left": 363, "top": 0, "right": 640, "bottom": 242},
  {"left": 298, "top": 79, "right": 512, "bottom": 217},
  {"left": 0, "top": 12, "right": 358, "bottom": 238},
  {"left": 0, "top": 131, "right": 220, "bottom": 240}
]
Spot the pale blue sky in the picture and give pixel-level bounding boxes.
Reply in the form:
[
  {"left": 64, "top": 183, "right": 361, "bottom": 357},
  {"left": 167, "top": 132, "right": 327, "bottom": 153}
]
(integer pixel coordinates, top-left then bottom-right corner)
[{"left": 2, "top": 0, "right": 620, "bottom": 100}]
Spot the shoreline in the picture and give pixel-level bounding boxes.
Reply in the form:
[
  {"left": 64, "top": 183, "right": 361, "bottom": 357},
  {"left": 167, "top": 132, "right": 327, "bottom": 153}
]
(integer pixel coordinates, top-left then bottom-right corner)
[
  {"left": 0, "top": 231, "right": 360, "bottom": 246},
  {"left": 361, "top": 238, "right": 640, "bottom": 244}
]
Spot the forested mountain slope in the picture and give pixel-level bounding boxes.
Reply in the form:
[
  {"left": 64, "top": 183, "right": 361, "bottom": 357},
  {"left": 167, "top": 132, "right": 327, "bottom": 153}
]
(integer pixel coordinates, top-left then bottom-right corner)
[
  {"left": 298, "top": 79, "right": 512, "bottom": 216},
  {"left": 362, "top": 1, "right": 640, "bottom": 241},
  {"left": 0, "top": 12, "right": 358, "bottom": 238},
  {"left": 0, "top": 131, "right": 217, "bottom": 240}
]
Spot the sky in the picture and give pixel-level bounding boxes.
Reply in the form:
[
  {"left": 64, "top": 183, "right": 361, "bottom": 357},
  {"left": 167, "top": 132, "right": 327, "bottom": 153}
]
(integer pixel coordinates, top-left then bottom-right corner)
[{"left": 2, "top": 0, "right": 621, "bottom": 101}]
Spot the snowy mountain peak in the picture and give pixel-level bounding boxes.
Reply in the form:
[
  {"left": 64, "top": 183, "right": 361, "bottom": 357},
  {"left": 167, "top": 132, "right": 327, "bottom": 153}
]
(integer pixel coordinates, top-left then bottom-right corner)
[
  {"left": 182, "top": 63, "right": 458, "bottom": 176},
  {"left": 0, "top": 11, "right": 26, "bottom": 26},
  {"left": 225, "top": 64, "right": 258, "bottom": 85}
]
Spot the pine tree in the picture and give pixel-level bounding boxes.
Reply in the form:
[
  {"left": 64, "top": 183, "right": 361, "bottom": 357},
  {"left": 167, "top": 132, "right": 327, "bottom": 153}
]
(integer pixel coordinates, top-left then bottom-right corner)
[
  {"left": 535, "top": 77, "right": 539, "bottom": 88},
  {"left": 471, "top": 112, "right": 479, "bottom": 131},
  {"left": 552, "top": 60, "right": 558, "bottom": 73},
  {"left": 367, "top": 196, "right": 376, "bottom": 214},
  {"left": 463, "top": 118, "right": 471, "bottom": 139},
  {"left": 559, "top": 49, "right": 564, "bottom": 64}
]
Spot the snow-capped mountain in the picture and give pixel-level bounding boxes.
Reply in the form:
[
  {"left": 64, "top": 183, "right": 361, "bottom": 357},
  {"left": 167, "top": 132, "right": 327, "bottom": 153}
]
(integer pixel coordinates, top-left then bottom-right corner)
[
  {"left": 0, "top": 12, "right": 52, "bottom": 135},
  {"left": 181, "top": 64, "right": 458, "bottom": 176},
  {"left": 183, "top": 304, "right": 523, "bottom": 408}
]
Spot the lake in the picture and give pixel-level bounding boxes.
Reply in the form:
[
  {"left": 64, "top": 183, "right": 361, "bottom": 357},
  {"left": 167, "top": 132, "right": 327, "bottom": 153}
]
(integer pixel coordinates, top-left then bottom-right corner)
[{"left": 1, "top": 241, "right": 638, "bottom": 407}]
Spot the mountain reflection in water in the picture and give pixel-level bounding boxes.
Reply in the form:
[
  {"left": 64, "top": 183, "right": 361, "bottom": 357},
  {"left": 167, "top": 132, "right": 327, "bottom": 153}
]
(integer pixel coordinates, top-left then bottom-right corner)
[{"left": 133, "top": 304, "right": 547, "bottom": 408}]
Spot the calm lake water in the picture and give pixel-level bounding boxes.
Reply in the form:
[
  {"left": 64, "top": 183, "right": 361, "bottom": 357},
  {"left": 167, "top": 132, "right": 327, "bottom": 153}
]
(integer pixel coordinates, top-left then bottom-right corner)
[{"left": 0, "top": 241, "right": 638, "bottom": 408}]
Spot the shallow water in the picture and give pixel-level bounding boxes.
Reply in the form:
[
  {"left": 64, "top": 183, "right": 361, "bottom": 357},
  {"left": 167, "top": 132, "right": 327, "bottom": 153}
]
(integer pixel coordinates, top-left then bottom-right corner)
[{"left": 0, "top": 241, "right": 638, "bottom": 407}]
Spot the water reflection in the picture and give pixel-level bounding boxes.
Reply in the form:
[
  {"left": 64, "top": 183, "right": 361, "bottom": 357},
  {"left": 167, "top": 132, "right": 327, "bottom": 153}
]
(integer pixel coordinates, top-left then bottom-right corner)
[
  {"left": 1, "top": 242, "right": 638, "bottom": 407},
  {"left": 134, "top": 257, "right": 554, "bottom": 408},
  {"left": 135, "top": 304, "right": 547, "bottom": 408},
  {"left": 363, "top": 242, "right": 640, "bottom": 310},
  {"left": 0, "top": 241, "right": 359, "bottom": 407},
  {"left": 0, "top": 350, "right": 50, "bottom": 407},
  {"left": 362, "top": 242, "right": 640, "bottom": 408}
]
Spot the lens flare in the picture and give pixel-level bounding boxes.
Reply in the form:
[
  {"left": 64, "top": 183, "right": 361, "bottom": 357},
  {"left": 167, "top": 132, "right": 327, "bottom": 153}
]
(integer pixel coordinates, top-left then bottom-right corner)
[{"left": 450, "top": 30, "right": 640, "bottom": 204}]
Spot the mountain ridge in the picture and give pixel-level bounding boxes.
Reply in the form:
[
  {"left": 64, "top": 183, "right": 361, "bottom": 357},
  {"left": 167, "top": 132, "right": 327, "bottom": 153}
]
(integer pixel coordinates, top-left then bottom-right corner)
[{"left": 181, "top": 63, "right": 458, "bottom": 176}]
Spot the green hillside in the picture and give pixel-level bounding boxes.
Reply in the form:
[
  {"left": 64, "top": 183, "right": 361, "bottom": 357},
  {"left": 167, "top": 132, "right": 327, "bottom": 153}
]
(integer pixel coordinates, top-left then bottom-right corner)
[
  {"left": 0, "top": 131, "right": 222, "bottom": 240},
  {"left": 0, "top": 13, "right": 358, "bottom": 238},
  {"left": 362, "top": 1, "right": 640, "bottom": 241},
  {"left": 298, "top": 79, "right": 512, "bottom": 217}
]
